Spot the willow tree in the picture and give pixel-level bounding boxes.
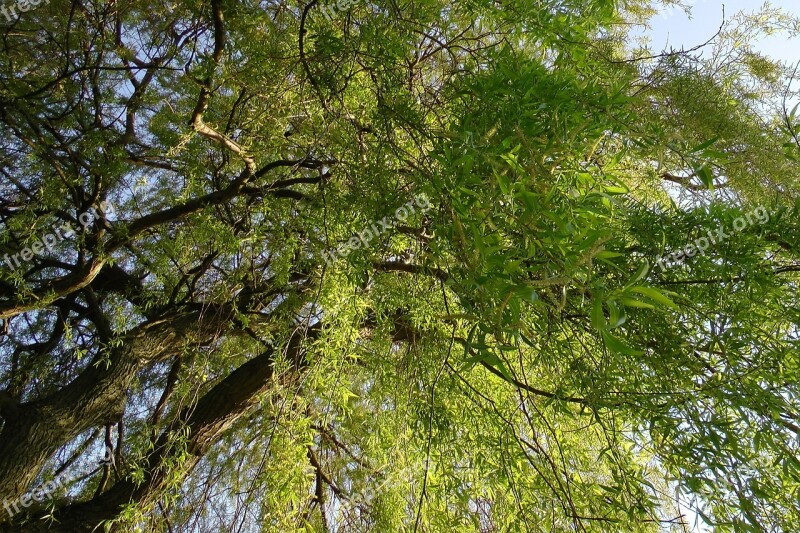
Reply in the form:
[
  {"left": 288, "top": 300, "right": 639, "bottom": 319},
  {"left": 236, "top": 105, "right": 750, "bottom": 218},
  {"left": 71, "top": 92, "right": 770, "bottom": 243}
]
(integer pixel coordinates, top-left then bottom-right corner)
[{"left": 0, "top": 0, "right": 799, "bottom": 531}]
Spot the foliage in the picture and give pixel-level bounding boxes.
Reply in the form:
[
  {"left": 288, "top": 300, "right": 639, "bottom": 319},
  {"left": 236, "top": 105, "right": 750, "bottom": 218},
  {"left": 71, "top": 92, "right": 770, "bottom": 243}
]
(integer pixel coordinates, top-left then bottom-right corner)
[{"left": 0, "top": 0, "right": 799, "bottom": 531}]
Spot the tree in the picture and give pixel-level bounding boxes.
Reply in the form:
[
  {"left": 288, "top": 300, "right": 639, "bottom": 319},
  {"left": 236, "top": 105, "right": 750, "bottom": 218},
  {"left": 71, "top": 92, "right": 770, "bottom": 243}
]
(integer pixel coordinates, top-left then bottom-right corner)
[{"left": 0, "top": 0, "right": 798, "bottom": 531}]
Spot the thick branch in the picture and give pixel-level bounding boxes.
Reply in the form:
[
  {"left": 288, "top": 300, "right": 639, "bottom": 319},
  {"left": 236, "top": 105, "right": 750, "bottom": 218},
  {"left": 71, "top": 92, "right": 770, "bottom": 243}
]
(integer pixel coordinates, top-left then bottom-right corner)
[{"left": 2, "top": 325, "right": 322, "bottom": 532}]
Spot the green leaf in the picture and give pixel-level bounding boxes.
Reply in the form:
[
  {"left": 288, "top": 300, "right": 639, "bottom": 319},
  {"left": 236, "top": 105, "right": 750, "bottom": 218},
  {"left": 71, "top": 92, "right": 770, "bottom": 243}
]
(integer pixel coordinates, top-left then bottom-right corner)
[
  {"left": 690, "top": 136, "right": 720, "bottom": 153},
  {"left": 592, "top": 294, "right": 605, "bottom": 330},
  {"left": 601, "top": 330, "right": 644, "bottom": 356},
  {"left": 624, "top": 262, "right": 650, "bottom": 289},
  {"left": 695, "top": 163, "right": 715, "bottom": 190},
  {"left": 514, "top": 285, "right": 539, "bottom": 303},
  {"left": 618, "top": 297, "right": 655, "bottom": 309},
  {"left": 477, "top": 350, "right": 515, "bottom": 382},
  {"left": 628, "top": 286, "right": 680, "bottom": 310},
  {"left": 603, "top": 185, "right": 629, "bottom": 195},
  {"left": 607, "top": 300, "right": 626, "bottom": 328}
]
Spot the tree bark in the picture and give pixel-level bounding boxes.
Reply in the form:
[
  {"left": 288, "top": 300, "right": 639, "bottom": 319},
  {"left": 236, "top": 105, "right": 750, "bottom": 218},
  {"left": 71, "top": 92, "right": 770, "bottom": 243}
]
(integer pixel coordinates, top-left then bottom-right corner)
[
  {"left": 0, "top": 324, "right": 320, "bottom": 532},
  {"left": 0, "top": 307, "right": 235, "bottom": 502}
]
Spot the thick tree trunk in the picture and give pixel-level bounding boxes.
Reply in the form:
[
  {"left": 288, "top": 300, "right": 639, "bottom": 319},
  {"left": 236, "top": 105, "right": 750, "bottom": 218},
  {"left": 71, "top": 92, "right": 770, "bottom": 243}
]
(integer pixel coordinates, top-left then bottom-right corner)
[
  {"left": 0, "top": 324, "right": 319, "bottom": 532},
  {"left": 0, "top": 308, "right": 234, "bottom": 502}
]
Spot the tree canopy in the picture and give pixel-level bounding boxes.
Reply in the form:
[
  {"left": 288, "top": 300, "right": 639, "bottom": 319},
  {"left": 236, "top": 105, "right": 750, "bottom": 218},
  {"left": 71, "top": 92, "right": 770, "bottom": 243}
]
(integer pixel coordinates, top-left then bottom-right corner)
[{"left": 1, "top": 0, "right": 799, "bottom": 531}]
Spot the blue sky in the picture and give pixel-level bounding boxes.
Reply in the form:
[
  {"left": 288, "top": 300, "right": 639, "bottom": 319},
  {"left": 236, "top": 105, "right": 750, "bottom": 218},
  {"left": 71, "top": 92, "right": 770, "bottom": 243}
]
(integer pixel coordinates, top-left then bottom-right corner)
[{"left": 642, "top": 0, "right": 800, "bottom": 65}]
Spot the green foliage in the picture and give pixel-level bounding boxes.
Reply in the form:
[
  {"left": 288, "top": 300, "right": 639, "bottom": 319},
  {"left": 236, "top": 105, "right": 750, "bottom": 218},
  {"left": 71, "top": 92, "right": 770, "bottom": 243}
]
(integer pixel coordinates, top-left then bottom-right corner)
[{"left": 1, "top": 0, "right": 800, "bottom": 531}]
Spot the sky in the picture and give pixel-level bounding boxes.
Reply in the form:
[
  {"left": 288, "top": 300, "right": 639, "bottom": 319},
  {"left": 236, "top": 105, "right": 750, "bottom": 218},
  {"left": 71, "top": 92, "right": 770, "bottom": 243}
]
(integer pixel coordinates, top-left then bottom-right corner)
[
  {"left": 642, "top": 0, "right": 800, "bottom": 66},
  {"left": 639, "top": 0, "right": 800, "bottom": 209},
  {"left": 646, "top": 0, "right": 800, "bottom": 63}
]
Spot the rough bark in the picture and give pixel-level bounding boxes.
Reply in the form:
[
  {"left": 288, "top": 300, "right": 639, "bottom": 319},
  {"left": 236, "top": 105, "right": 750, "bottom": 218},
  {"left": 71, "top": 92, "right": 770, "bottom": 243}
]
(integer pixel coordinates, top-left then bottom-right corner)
[
  {"left": 0, "top": 307, "right": 234, "bottom": 502},
  {"left": 0, "top": 324, "right": 320, "bottom": 532}
]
